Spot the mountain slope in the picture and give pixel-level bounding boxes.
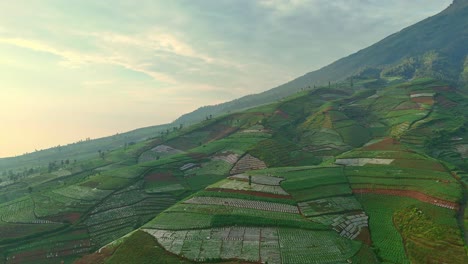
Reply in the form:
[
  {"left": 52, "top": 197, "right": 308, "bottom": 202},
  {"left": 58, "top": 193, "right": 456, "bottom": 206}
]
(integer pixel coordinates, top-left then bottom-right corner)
[
  {"left": 1, "top": 77, "right": 467, "bottom": 263},
  {"left": 72, "top": 78, "right": 467, "bottom": 264},
  {"left": 175, "top": 0, "right": 468, "bottom": 124}
]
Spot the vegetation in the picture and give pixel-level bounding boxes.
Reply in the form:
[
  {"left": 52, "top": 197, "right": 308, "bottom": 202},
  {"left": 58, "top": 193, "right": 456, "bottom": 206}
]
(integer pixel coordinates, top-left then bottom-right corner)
[{"left": 1, "top": 3, "right": 468, "bottom": 261}]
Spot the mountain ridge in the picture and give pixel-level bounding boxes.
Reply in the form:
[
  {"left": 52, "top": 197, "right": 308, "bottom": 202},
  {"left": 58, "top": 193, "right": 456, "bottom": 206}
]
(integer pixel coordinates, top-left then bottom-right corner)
[{"left": 175, "top": 0, "right": 467, "bottom": 124}]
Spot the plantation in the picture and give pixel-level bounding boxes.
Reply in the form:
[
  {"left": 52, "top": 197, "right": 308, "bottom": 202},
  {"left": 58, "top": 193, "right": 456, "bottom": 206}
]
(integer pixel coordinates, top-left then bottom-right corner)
[
  {"left": 1, "top": 72, "right": 468, "bottom": 263},
  {"left": 209, "top": 178, "right": 289, "bottom": 195},
  {"left": 298, "top": 196, "right": 362, "bottom": 216},
  {"left": 356, "top": 193, "right": 467, "bottom": 264},
  {"left": 145, "top": 227, "right": 361, "bottom": 264},
  {"left": 183, "top": 197, "right": 299, "bottom": 214}
]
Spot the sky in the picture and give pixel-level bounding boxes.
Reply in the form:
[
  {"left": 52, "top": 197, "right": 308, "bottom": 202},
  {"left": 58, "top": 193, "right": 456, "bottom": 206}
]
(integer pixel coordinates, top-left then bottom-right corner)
[{"left": 0, "top": 0, "right": 452, "bottom": 158}]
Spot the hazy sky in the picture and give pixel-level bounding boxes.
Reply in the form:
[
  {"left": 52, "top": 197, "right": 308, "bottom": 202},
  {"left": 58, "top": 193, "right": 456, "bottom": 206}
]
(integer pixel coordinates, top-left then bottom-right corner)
[{"left": 0, "top": 0, "right": 451, "bottom": 157}]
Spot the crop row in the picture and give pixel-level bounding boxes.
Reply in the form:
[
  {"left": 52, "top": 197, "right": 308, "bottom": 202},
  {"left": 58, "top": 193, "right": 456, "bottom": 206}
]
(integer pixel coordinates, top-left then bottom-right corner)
[
  {"left": 229, "top": 174, "right": 284, "bottom": 186},
  {"left": 356, "top": 194, "right": 410, "bottom": 263},
  {"left": 52, "top": 185, "right": 112, "bottom": 201},
  {"left": 211, "top": 179, "right": 289, "bottom": 195},
  {"left": 0, "top": 198, "right": 57, "bottom": 224},
  {"left": 230, "top": 154, "right": 267, "bottom": 174},
  {"left": 146, "top": 227, "right": 361, "bottom": 264},
  {"left": 184, "top": 197, "right": 299, "bottom": 214}
]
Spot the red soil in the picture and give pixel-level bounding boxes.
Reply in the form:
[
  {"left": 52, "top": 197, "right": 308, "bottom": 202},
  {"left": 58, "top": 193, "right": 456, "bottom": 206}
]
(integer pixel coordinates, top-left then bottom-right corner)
[
  {"left": 274, "top": 110, "right": 289, "bottom": 119},
  {"left": 353, "top": 188, "right": 459, "bottom": 210},
  {"left": 206, "top": 188, "right": 293, "bottom": 199},
  {"left": 80, "top": 181, "right": 99, "bottom": 188},
  {"left": 209, "top": 125, "right": 237, "bottom": 141},
  {"left": 394, "top": 101, "right": 420, "bottom": 110},
  {"left": 144, "top": 172, "right": 174, "bottom": 182},
  {"left": 363, "top": 137, "right": 401, "bottom": 151},
  {"left": 433, "top": 86, "right": 454, "bottom": 92},
  {"left": 45, "top": 212, "right": 82, "bottom": 224},
  {"left": 73, "top": 246, "right": 116, "bottom": 264},
  {"left": 391, "top": 159, "right": 446, "bottom": 172},
  {"left": 187, "top": 152, "right": 208, "bottom": 160},
  {"left": 411, "top": 97, "right": 434, "bottom": 105},
  {"left": 356, "top": 227, "right": 372, "bottom": 245}
]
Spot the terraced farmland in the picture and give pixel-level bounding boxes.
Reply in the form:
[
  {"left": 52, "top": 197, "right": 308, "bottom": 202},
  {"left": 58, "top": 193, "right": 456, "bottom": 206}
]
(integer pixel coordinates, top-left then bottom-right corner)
[
  {"left": 230, "top": 154, "right": 267, "bottom": 174},
  {"left": 209, "top": 178, "right": 289, "bottom": 196},
  {"left": 2, "top": 76, "right": 468, "bottom": 263},
  {"left": 145, "top": 227, "right": 360, "bottom": 264}
]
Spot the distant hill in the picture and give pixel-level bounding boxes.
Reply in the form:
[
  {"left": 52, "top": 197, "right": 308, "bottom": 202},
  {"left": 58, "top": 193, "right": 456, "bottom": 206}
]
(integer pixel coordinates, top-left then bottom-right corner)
[
  {"left": 175, "top": 0, "right": 468, "bottom": 124},
  {"left": 0, "top": 123, "right": 172, "bottom": 171},
  {"left": 3, "top": 0, "right": 467, "bottom": 172}
]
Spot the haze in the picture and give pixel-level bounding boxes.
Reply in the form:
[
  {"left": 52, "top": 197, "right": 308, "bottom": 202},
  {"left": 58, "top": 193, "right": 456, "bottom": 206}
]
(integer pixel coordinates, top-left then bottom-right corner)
[{"left": 0, "top": 0, "right": 451, "bottom": 157}]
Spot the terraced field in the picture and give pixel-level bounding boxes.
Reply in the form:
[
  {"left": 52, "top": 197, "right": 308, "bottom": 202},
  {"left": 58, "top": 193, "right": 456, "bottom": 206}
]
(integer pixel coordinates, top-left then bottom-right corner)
[
  {"left": 1, "top": 78, "right": 468, "bottom": 263},
  {"left": 145, "top": 227, "right": 360, "bottom": 264}
]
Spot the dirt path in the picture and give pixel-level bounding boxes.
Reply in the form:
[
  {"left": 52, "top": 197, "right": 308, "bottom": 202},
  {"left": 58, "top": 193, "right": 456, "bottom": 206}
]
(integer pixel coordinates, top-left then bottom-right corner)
[{"left": 353, "top": 188, "right": 459, "bottom": 210}]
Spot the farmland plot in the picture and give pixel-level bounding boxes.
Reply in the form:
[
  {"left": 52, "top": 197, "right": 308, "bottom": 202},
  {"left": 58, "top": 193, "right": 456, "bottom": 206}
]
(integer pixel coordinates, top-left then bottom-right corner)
[
  {"left": 0, "top": 198, "right": 54, "bottom": 224},
  {"left": 290, "top": 184, "right": 352, "bottom": 201},
  {"left": 335, "top": 158, "right": 394, "bottom": 166},
  {"left": 148, "top": 203, "right": 322, "bottom": 230},
  {"left": 146, "top": 183, "right": 186, "bottom": 194},
  {"left": 186, "top": 160, "right": 233, "bottom": 176},
  {"left": 230, "top": 154, "right": 267, "bottom": 174},
  {"left": 33, "top": 192, "right": 93, "bottom": 218},
  {"left": 139, "top": 144, "right": 185, "bottom": 163},
  {"left": 184, "top": 197, "right": 299, "bottom": 214},
  {"left": 329, "top": 212, "right": 368, "bottom": 239},
  {"left": 212, "top": 152, "right": 239, "bottom": 164},
  {"left": 146, "top": 212, "right": 214, "bottom": 230},
  {"left": 229, "top": 174, "right": 284, "bottom": 185},
  {"left": 84, "top": 190, "right": 177, "bottom": 246},
  {"left": 52, "top": 185, "right": 112, "bottom": 201},
  {"left": 209, "top": 179, "right": 289, "bottom": 195},
  {"left": 145, "top": 227, "right": 360, "bottom": 264},
  {"left": 298, "top": 196, "right": 362, "bottom": 216},
  {"left": 357, "top": 194, "right": 409, "bottom": 263},
  {"left": 278, "top": 228, "right": 360, "bottom": 264}
]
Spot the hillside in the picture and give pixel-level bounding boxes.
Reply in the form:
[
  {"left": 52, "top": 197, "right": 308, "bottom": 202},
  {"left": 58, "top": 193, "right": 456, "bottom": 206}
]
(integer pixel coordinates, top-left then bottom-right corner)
[
  {"left": 1, "top": 1, "right": 468, "bottom": 263},
  {"left": 3, "top": 0, "right": 466, "bottom": 174},
  {"left": 0, "top": 77, "right": 467, "bottom": 263}
]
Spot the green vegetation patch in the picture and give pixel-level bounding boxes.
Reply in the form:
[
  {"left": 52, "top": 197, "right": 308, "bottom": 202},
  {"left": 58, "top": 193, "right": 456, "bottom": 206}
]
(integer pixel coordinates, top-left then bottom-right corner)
[
  {"left": 193, "top": 190, "right": 296, "bottom": 205},
  {"left": 280, "top": 167, "right": 347, "bottom": 192},
  {"left": 357, "top": 194, "right": 410, "bottom": 263},
  {"left": 106, "top": 230, "right": 193, "bottom": 264},
  {"left": 394, "top": 206, "right": 467, "bottom": 264}
]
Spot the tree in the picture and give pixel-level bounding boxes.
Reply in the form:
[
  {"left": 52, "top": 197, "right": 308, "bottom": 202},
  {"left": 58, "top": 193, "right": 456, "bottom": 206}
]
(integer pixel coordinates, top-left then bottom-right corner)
[
  {"left": 248, "top": 175, "right": 252, "bottom": 186},
  {"left": 28, "top": 186, "right": 33, "bottom": 193}
]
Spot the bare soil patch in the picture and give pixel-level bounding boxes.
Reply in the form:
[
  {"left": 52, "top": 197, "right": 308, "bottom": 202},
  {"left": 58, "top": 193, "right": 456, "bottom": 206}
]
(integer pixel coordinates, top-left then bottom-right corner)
[
  {"left": 363, "top": 137, "right": 401, "bottom": 151},
  {"left": 145, "top": 172, "right": 175, "bottom": 182},
  {"left": 411, "top": 97, "right": 434, "bottom": 105}
]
